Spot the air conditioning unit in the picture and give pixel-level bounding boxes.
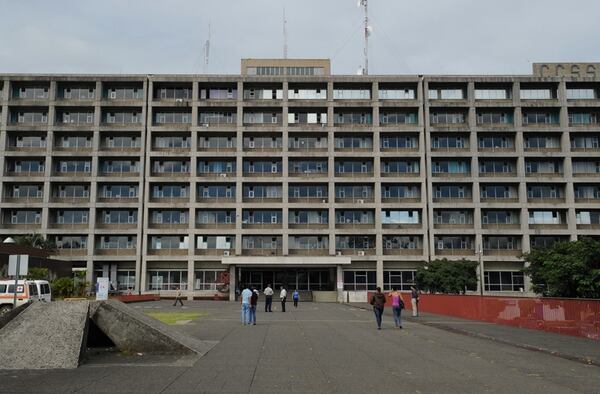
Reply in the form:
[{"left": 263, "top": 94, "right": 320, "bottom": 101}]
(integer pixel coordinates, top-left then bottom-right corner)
[
  {"left": 223, "top": 250, "right": 230, "bottom": 256},
  {"left": 336, "top": 251, "right": 342, "bottom": 256},
  {"left": 322, "top": 199, "right": 327, "bottom": 203},
  {"left": 357, "top": 250, "right": 365, "bottom": 256},
  {"left": 220, "top": 173, "right": 227, "bottom": 178},
  {"left": 202, "top": 123, "right": 209, "bottom": 127},
  {"left": 357, "top": 199, "right": 364, "bottom": 204},
  {"left": 175, "top": 98, "right": 183, "bottom": 103}
]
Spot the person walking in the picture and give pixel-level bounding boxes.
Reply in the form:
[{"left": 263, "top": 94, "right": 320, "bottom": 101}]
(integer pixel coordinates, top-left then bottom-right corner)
[
  {"left": 292, "top": 289, "right": 299, "bottom": 308},
  {"left": 240, "top": 284, "right": 252, "bottom": 325},
  {"left": 173, "top": 286, "right": 184, "bottom": 307},
  {"left": 280, "top": 286, "right": 287, "bottom": 312},
  {"left": 391, "top": 288, "right": 404, "bottom": 328},
  {"left": 370, "top": 287, "right": 386, "bottom": 330},
  {"left": 264, "top": 284, "right": 274, "bottom": 312},
  {"left": 411, "top": 286, "right": 419, "bottom": 317},
  {"left": 249, "top": 287, "right": 258, "bottom": 325}
]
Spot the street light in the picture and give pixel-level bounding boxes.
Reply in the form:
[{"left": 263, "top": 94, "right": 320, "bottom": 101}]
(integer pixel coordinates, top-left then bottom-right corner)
[{"left": 4, "top": 237, "right": 20, "bottom": 308}]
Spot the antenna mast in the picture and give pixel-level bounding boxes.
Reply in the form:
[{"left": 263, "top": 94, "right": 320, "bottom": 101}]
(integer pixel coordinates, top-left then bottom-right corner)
[
  {"left": 359, "top": 0, "right": 371, "bottom": 75},
  {"left": 203, "top": 22, "right": 211, "bottom": 73},
  {"left": 283, "top": 8, "right": 288, "bottom": 59}
]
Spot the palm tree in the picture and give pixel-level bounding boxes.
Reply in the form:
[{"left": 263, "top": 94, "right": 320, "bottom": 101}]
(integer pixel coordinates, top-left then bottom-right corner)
[{"left": 14, "top": 234, "right": 57, "bottom": 256}]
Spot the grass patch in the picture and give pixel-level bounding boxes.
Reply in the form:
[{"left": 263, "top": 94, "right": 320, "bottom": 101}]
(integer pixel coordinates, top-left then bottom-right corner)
[{"left": 144, "top": 311, "right": 205, "bottom": 325}]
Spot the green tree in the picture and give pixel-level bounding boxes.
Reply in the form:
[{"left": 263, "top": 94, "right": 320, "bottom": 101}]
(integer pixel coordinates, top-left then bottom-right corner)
[
  {"left": 73, "top": 271, "right": 89, "bottom": 297},
  {"left": 523, "top": 238, "right": 600, "bottom": 298},
  {"left": 14, "top": 234, "right": 57, "bottom": 256},
  {"left": 51, "top": 277, "right": 75, "bottom": 298},
  {"left": 26, "top": 267, "right": 49, "bottom": 280},
  {"left": 416, "top": 259, "right": 478, "bottom": 294}
]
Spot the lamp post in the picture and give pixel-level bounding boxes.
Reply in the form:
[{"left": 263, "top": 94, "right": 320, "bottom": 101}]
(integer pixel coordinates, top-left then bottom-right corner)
[{"left": 3, "top": 237, "right": 19, "bottom": 308}]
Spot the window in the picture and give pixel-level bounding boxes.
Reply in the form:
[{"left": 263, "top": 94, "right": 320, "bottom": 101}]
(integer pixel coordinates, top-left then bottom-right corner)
[
  {"left": 383, "top": 270, "right": 416, "bottom": 291},
  {"left": 148, "top": 270, "right": 188, "bottom": 291},
  {"left": 484, "top": 271, "right": 524, "bottom": 292},
  {"left": 343, "top": 271, "right": 377, "bottom": 291},
  {"left": 475, "top": 89, "right": 509, "bottom": 100},
  {"left": 195, "top": 270, "right": 227, "bottom": 290},
  {"left": 520, "top": 89, "right": 553, "bottom": 100}
]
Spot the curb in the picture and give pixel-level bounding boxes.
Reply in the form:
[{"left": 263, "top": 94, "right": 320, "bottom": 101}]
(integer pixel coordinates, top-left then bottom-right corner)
[{"left": 345, "top": 303, "right": 598, "bottom": 367}]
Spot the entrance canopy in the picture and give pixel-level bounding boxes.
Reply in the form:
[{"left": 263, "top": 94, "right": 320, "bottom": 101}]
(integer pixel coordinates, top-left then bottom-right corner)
[{"left": 221, "top": 256, "right": 351, "bottom": 266}]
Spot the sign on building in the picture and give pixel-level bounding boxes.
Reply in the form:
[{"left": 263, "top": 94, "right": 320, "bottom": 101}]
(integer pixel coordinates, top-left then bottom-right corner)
[{"left": 96, "top": 277, "right": 109, "bottom": 301}]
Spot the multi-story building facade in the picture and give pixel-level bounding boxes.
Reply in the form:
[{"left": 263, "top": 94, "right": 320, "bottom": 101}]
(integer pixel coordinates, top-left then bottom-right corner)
[{"left": 1, "top": 59, "right": 599, "bottom": 300}]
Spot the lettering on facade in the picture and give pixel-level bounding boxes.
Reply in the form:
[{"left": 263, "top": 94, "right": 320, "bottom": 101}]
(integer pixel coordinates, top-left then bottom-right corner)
[{"left": 533, "top": 63, "right": 599, "bottom": 78}]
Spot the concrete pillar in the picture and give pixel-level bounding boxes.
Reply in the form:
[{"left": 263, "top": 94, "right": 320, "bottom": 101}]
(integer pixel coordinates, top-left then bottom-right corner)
[
  {"left": 336, "top": 264, "right": 344, "bottom": 303},
  {"left": 229, "top": 264, "right": 236, "bottom": 301}
]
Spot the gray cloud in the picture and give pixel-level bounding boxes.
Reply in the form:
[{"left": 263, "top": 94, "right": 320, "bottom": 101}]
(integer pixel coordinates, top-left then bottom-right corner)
[{"left": 0, "top": 0, "right": 598, "bottom": 75}]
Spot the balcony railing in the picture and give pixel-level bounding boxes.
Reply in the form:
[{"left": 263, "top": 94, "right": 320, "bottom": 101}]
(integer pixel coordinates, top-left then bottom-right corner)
[
  {"left": 242, "top": 248, "right": 283, "bottom": 256},
  {"left": 288, "top": 249, "right": 330, "bottom": 256},
  {"left": 382, "top": 248, "right": 423, "bottom": 256}
]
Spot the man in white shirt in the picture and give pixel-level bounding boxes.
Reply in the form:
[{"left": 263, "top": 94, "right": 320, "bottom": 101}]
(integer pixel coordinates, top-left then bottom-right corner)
[
  {"left": 264, "top": 284, "right": 274, "bottom": 312},
  {"left": 240, "top": 285, "right": 253, "bottom": 325},
  {"left": 280, "top": 286, "right": 287, "bottom": 312}
]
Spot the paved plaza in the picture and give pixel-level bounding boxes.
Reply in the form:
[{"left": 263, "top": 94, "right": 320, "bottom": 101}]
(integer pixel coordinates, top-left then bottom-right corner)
[{"left": 1, "top": 300, "right": 598, "bottom": 393}]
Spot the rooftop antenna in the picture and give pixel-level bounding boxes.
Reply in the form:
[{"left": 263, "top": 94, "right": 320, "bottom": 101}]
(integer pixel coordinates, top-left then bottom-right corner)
[
  {"left": 357, "top": 0, "right": 372, "bottom": 75},
  {"left": 283, "top": 7, "right": 288, "bottom": 59},
  {"left": 203, "top": 22, "right": 211, "bottom": 73}
]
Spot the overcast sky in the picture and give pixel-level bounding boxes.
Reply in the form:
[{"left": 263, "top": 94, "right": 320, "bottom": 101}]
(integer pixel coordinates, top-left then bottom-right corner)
[{"left": 1, "top": 0, "right": 599, "bottom": 75}]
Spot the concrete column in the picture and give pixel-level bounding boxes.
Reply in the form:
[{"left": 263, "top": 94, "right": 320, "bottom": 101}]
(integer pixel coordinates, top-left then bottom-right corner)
[
  {"left": 187, "top": 259, "right": 194, "bottom": 300},
  {"left": 336, "top": 264, "right": 344, "bottom": 303},
  {"left": 229, "top": 264, "right": 237, "bottom": 301}
]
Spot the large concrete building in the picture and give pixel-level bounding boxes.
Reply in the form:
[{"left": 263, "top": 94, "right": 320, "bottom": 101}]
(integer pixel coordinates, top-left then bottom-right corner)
[{"left": 1, "top": 59, "right": 599, "bottom": 301}]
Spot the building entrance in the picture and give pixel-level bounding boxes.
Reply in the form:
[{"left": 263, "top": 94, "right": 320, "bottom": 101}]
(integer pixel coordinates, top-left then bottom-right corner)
[{"left": 238, "top": 267, "right": 335, "bottom": 291}]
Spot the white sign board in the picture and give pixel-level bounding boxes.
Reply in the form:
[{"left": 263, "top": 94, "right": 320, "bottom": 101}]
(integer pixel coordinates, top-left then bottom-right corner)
[
  {"left": 96, "top": 277, "right": 109, "bottom": 301},
  {"left": 8, "top": 255, "right": 29, "bottom": 276}
]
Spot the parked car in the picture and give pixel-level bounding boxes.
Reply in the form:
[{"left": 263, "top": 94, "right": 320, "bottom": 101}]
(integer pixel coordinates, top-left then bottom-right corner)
[{"left": 0, "top": 280, "right": 41, "bottom": 316}]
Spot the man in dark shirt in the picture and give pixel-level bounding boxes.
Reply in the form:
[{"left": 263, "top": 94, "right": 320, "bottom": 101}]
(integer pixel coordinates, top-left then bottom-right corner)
[
  {"left": 249, "top": 287, "right": 258, "bottom": 325},
  {"left": 411, "top": 286, "right": 419, "bottom": 317}
]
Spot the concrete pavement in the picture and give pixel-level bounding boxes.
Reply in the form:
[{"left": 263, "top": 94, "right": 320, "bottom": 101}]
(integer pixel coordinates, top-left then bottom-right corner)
[{"left": 0, "top": 300, "right": 598, "bottom": 393}]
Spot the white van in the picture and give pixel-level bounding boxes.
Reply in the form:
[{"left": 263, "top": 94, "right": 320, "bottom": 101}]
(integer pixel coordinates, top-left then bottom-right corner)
[
  {"left": 0, "top": 280, "right": 40, "bottom": 316},
  {"left": 34, "top": 280, "right": 52, "bottom": 302}
]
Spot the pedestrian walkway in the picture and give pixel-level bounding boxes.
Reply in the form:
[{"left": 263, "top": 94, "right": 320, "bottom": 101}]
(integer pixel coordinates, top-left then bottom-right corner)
[
  {"left": 351, "top": 303, "right": 600, "bottom": 366},
  {"left": 0, "top": 301, "right": 598, "bottom": 393}
]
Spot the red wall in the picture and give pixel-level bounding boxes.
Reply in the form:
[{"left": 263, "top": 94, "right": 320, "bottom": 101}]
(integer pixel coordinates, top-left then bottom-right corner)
[{"left": 367, "top": 292, "right": 600, "bottom": 340}]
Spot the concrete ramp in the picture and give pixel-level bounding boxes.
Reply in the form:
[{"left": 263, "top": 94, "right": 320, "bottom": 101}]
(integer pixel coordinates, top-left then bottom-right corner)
[
  {"left": 90, "top": 300, "right": 216, "bottom": 356},
  {"left": 0, "top": 301, "right": 89, "bottom": 369}
]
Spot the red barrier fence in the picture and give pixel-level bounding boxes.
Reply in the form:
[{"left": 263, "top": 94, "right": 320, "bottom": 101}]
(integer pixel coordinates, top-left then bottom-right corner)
[{"left": 367, "top": 292, "right": 600, "bottom": 340}]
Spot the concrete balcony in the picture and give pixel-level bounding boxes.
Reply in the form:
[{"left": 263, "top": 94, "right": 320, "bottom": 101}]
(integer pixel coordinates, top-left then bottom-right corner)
[
  {"left": 148, "top": 223, "right": 188, "bottom": 230},
  {"left": 3, "top": 196, "right": 43, "bottom": 203},
  {"left": 335, "top": 223, "right": 375, "bottom": 230},
  {"left": 195, "top": 223, "right": 236, "bottom": 230},
  {"left": 434, "top": 248, "right": 475, "bottom": 256},
  {"left": 433, "top": 223, "right": 474, "bottom": 230},
  {"left": 483, "top": 249, "right": 522, "bottom": 257},
  {"left": 97, "top": 196, "right": 138, "bottom": 203},
  {"left": 335, "top": 197, "right": 374, "bottom": 204},
  {"left": 432, "top": 197, "right": 473, "bottom": 203},
  {"left": 529, "top": 223, "right": 568, "bottom": 230},
  {"left": 197, "top": 147, "right": 237, "bottom": 153},
  {"left": 335, "top": 248, "right": 376, "bottom": 256},
  {"left": 98, "top": 172, "right": 140, "bottom": 178},
  {"left": 527, "top": 197, "right": 566, "bottom": 204},
  {"left": 195, "top": 248, "right": 235, "bottom": 256},
  {"left": 242, "top": 172, "right": 282, "bottom": 178},
  {"left": 242, "top": 197, "right": 282, "bottom": 203},
  {"left": 4, "top": 171, "right": 45, "bottom": 178},
  {"left": 94, "top": 248, "right": 136, "bottom": 256},
  {"left": 382, "top": 172, "right": 421, "bottom": 178},
  {"left": 288, "top": 197, "right": 327, "bottom": 204},
  {"left": 480, "top": 197, "right": 519, "bottom": 204},
  {"left": 481, "top": 223, "right": 521, "bottom": 230},
  {"left": 288, "top": 147, "right": 328, "bottom": 153},
  {"left": 55, "top": 248, "right": 87, "bottom": 257},
  {"left": 242, "top": 223, "right": 283, "bottom": 229},
  {"left": 151, "top": 172, "right": 191, "bottom": 178},
  {"left": 49, "top": 223, "right": 89, "bottom": 230},
  {"left": 54, "top": 171, "right": 93, "bottom": 178},
  {"left": 100, "top": 146, "right": 142, "bottom": 153},
  {"left": 196, "top": 197, "right": 234, "bottom": 203},
  {"left": 288, "top": 171, "right": 328, "bottom": 178},
  {"left": 382, "top": 248, "right": 423, "bottom": 256},
  {"left": 479, "top": 172, "right": 518, "bottom": 178},
  {"left": 147, "top": 249, "right": 188, "bottom": 256},
  {"left": 0, "top": 223, "right": 41, "bottom": 230},
  {"left": 288, "top": 223, "right": 328, "bottom": 229},
  {"left": 382, "top": 223, "right": 422, "bottom": 230},
  {"left": 381, "top": 197, "right": 421, "bottom": 203},
  {"left": 334, "top": 172, "right": 374, "bottom": 178},
  {"left": 574, "top": 198, "right": 600, "bottom": 204},
  {"left": 288, "top": 249, "right": 330, "bottom": 256},
  {"left": 242, "top": 248, "right": 283, "bottom": 256},
  {"left": 150, "top": 197, "right": 189, "bottom": 203},
  {"left": 577, "top": 223, "right": 600, "bottom": 229},
  {"left": 573, "top": 172, "right": 600, "bottom": 178},
  {"left": 198, "top": 172, "right": 237, "bottom": 178},
  {"left": 95, "top": 223, "right": 137, "bottom": 230}
]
